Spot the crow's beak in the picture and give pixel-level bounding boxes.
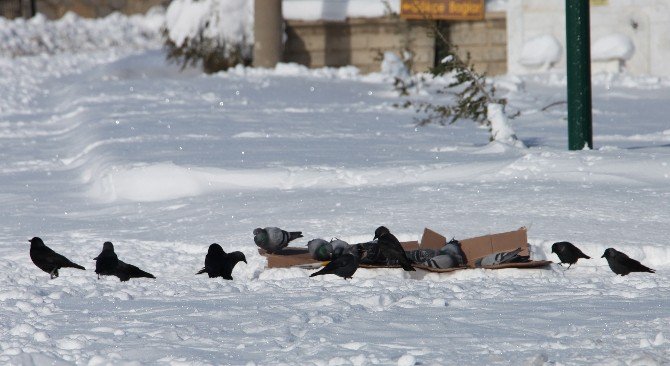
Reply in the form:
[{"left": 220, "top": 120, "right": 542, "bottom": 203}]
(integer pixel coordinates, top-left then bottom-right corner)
[
  {"left": 243, "top": 259, "right": 247, "bottom": 264},
  {"left": 373, "top": 235, "right": 378, "bottom": 240},
  {"left": 601, "top": 254, "right": 606, "bottom": 258}
]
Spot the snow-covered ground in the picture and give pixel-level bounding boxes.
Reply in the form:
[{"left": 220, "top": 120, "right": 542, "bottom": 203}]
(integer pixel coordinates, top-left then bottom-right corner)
[{"left": 1, "top": 12, "right": 670, "bottom": 366}]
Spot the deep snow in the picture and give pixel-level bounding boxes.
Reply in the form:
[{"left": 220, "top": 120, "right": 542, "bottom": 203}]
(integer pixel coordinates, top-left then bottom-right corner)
[{"left": 1, "top": 11, "right": 670, "bottom": 366}]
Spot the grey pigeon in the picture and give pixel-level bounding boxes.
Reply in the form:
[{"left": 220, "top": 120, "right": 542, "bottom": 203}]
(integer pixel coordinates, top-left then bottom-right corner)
[
  {"left": 405, "top": 249, "right": 440, "bottom": 263},
  {"left": 475, "top": 248, "right": 530, "bottom": 267},
  {"left": 29, "top": 237, "right": 85, "bottom": 279},
  {"left": 601, "top": 248, "right": 655, "bottom": 276},
  {"left": 307, "top": 239, "right": 333, "bottom": 260},
  {"left": 94, "top": 241, "right": 155, "bottom": 282},
  {"left": 329, "top": 238, "right": 350, "bottom": 258},
  {"left": 310, "top": 245, "right": 366, "bottom": 279},
  {"left": 421, "top": 254, "right": 458, "bottom": 269},
  {"left": 373, "top": 226, "right": 415, "bottom": 271},
  {"left": 94, "top": 241, "right": 119, "bottom": 278},
  {"left": 253, "top": 227, "right": 303, "bottom": 253},
  {"left": 551, "top": 241, "right": 590, "bottom": 269},
  {"left": 441, "top": 238, "right": 466, "bottom": 266},
  {"left": 196, "top": 243, "right": 247, "bottom": 280}
]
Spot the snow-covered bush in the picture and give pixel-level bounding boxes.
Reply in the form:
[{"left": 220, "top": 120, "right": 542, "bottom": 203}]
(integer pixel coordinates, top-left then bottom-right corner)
[{"left": 163, "top": 0, "right": 253, "bottom": 73}]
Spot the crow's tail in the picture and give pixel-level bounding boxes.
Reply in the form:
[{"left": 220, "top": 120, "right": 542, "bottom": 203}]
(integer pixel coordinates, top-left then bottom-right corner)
[{"left": 67, "top": 261, "right": 86, "bottom": 271}]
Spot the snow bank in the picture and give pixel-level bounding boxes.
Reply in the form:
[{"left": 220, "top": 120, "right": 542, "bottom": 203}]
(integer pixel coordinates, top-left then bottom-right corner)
[
  {"left": 283, "top": 0, "right": 400, "bottom": 21},
  {"left": 519, "top": 34, "right": 562, "bottom": 70},
  {"left": 592, "top": 33, "right": 635, "bottom": 61},
  {"left": 0, "top": 10, "right": 164, "bottom": 57},
  {"left": 164, "top": 0, "right": 253, "bottom": 47}
]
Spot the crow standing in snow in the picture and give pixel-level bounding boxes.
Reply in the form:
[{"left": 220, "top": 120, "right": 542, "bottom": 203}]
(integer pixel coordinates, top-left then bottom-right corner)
[
  {"left": 253, "top": 227, "right": 303, "bottom": 253},
  {"left": 196, "top": 243, "right": 247, "bottom": 280},
  {"left": 551, "top": 241, "right": 591, "bottom": 269},
  {"left": 29, "top": 237, "right": 85, "bottom": 279},
  {"left": 94, "top": 241, "right": 119, "bottom": 278},
  {"left": 373, "top": 226, "right": 415, "bottom": 271},
  {"left": 310, "top": 245, "right": 366, "bottom": 279},
  {"left": 601, "top": 248, "right": 655, "bottom": 276},
  {"left": 94, "top": 241, "right": 155, "bottom": 282}
]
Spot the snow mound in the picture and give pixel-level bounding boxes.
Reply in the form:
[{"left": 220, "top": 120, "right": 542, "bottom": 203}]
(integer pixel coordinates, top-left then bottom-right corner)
[
  {"left": 0, "top": 10, "right": 164, "bottom": 57},
  {"left": 519, "top": 34, "right": 562, "bottom": 70},
  {"left": 592, "top": 33, "right": 635, "bottom": 61},
  {"left": 164, "top": 0, "right": 253, "bottom": 47}
]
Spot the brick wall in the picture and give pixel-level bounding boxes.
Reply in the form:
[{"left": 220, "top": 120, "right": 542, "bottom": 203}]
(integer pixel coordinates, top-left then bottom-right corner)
[
  {"left": 447, "top": 12, "right": 507, "bottom": 76},
  {"left": 284, "top": 13, "right": 507, "bottom": 76}
]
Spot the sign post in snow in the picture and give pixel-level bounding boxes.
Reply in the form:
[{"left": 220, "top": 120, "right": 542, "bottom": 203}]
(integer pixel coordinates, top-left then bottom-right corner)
[{"left": 566, "top": 0, "right": 593, "bottom": 150}]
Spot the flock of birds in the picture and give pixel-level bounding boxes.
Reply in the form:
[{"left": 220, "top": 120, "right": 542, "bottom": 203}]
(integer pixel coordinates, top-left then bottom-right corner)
[{"left": 27, "top": 227, "right": 656, "bottom": 282}]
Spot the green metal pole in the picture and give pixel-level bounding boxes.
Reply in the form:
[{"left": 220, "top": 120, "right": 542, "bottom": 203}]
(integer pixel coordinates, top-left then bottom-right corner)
[{"left": 565, "top": 0, "right": 593, "bottom": 150}]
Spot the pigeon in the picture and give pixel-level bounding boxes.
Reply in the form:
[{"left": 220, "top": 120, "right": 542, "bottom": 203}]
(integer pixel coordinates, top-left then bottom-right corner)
[
  {"left": 307, "top": 239, "right": 333, "bottom": 260},
  {"left": 421, "top": 254, "right": 458, "bottom": 269},
  {"left": 29, "top": 237, "right": 85, "bottom": 279},
  {"left": 253, "top": 227, "right": 303, "bottom": 253},
  {"left": 441, "top": 238, "right": 466, "bottom": 266},
  {"left": 601, "top": 248, "right": 655, "bottom": 276},
  {"left": 373, "top": 226, "right": 415, "bottom": 271},
  {"left": 551, "top": 241, "right": 590, "bottom": 269},
  {"left": 196, "top": 243, "right": 247, "bottom": 280},
  {"left": 329, "top": 238, "right": 350, "bottom": 258},
  {"left": 475, "top": 248, "right": 530, "bottom": 267},
  {"left": 93, "top": 241, "right": 155, "bottom": 282},
  {"left": 310, "top": 245, "right": 366, "bottom": 279}
]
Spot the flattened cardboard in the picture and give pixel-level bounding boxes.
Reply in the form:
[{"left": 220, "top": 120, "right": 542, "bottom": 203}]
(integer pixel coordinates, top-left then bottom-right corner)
[{"left": 260, "top": 227, "right": 551, "bottom": 272}]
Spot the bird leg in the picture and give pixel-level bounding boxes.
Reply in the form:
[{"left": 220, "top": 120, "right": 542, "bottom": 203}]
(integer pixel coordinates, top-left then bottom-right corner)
[
  {"left": 49, "top": 268, "right": 58, "bottom": 279},
  {"left": 566, "top": 263, "right": 573, "bottom": 270}
]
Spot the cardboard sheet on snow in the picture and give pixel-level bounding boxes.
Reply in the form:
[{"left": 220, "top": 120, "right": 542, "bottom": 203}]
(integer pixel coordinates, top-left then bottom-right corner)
[{"left": 259, "top": 227, "right": 552, "bottom": 272}]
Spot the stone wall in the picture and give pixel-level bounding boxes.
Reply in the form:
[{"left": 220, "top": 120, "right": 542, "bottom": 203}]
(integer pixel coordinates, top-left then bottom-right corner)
[
  {"left": 284, "top": 13, "right": 507, "bottom": 75},
  {"left": 447, "top": 12, "right": 507, "bottom": 76},
  {"left": 284, "top": 17, "right": 435, "bottom": 74},
  {"left": 35, "top": 0, "right": 168, "bottom": 19}
]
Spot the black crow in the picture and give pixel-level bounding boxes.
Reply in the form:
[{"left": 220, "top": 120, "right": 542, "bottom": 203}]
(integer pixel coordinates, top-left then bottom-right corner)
[
  {"left": 601, "top": 248, "right": 655, "bottom": 276},
  {"left": 115, "top": 260, "right": 156, "bottom": 282},
  {"left": 29, "top": 237, "right": 85, "bottom": 279},
  {"left": 310, "top": 245, "right": 366, "bottom": 279},
  {"left": 373, "top": 226, "right": 415, "bottom": 271},
  {"left": 94, "top": 241, "right": 118, "bottom": 279},
  {"left": 196, "top": 243, "right": 247, "bottom": 280},
  {"left": 94, "top": 241, "right": 155, "bottom": 282},
  {"left": 253, "top": 227, "right": 303, "bottom": 253},
  {"left": 551, "top": 241, "right": 590, "bottom": 269}
]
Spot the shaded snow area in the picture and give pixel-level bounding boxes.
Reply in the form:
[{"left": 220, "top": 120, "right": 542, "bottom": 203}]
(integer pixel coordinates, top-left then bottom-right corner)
[{"left": 2, "top": 22, "right": 670, "bottom": 366}]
